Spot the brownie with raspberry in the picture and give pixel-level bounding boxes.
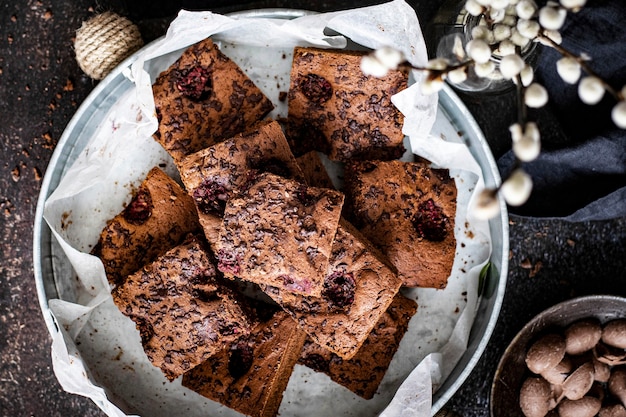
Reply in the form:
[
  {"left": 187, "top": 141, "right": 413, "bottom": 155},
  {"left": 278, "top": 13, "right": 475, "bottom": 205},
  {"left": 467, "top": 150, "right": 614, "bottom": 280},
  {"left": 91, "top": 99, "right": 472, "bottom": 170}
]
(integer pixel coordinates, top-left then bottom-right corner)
[
  {"left": 286, "top": 47, "right": 408, "bottom": 162},
  {"left": 182, "top": 310, "right": 306, "bottom": 417},
  {"left": 178, "top": 120, "right": 304, "bottom": 249},
  {"left": 111, "top": 234, "right": 255, "bottom": 381},
  {"left": 298, "top": 293, "right": 417, "bottom": 399},
  {"left": 261, "top": 219, "right": 403, "bottom": 360},
  {"left": 216, "top": 172, "right": 344, "bottom": 297},
  {"left": 344, "top": 159, "right": 457, "bottom": 288},
  {"left": 92, "top": 167, "right": 200, "bottom": 287},
  {"left": 152, "top": 37, "right": 274, "bottom": 163}
]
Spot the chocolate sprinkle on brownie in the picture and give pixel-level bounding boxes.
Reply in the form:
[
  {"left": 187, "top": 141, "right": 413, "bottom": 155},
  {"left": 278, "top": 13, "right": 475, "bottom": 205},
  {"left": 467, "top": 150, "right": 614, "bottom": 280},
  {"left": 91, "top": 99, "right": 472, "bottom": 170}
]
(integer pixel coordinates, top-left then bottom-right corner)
[
  {"left": 92, "top": 167, "right": 200, "bottom": 287},
  {"left": 261, "top": 219, "right": 403, "bottom": 360},
  {"left": 344, "top": 159, "right": 457, "bottom": 288},
  {"left": 286, "top": 47, "right": 408, "bottom": 162},
  {"left": 179, "top": 120, "right": 304, "bottom": 249},
  {"left": 112, "top": 234, "right": 254, "bottom": 381},
  {"left": 152, "top": 38, "right": 274, "bottom": 163},
  {"left": 182, "top": 310, "right": 306, "bottom": 417},
  {"left": 298, "top": 293, "right": 417, "bottom": 399},
  {"left": 216, "top": 172, "right": 344, "bottom": 297}
]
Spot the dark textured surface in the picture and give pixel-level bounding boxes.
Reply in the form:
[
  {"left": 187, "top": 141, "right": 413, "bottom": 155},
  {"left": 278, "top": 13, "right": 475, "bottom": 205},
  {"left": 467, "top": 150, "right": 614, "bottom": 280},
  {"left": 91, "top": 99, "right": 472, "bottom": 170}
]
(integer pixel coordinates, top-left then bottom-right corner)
[{"left": 1, "top": 1, "right": 625, "bottom": 416}]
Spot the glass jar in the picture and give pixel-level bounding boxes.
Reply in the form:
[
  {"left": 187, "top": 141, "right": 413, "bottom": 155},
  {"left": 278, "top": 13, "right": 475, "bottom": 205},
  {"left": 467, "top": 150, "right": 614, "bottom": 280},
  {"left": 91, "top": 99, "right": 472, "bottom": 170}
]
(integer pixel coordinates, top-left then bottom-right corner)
[{"left": 428, "top": 0, "right": 539, "bottom": 94}]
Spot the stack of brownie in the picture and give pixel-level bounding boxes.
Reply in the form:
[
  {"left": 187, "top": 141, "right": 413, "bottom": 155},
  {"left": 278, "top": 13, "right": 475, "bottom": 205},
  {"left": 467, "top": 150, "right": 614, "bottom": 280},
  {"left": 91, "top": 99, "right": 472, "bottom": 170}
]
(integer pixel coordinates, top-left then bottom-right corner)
[{"left": 93, "top": 37, "right": 458, "bottom": 417}]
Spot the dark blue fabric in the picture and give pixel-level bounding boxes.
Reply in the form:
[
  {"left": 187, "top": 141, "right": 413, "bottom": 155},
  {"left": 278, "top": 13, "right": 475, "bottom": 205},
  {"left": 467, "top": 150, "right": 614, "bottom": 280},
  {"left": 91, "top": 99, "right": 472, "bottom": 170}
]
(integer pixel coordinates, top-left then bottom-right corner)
[{"left": 497, "top": 0, "right": 626, "bottom": 220}]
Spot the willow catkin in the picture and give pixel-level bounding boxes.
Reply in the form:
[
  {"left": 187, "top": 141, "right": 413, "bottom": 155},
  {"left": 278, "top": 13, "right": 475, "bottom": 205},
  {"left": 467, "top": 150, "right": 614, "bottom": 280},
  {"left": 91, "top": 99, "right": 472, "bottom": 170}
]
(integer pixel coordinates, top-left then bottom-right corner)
[{"left": 74, "top": 12, "right": 143, "bottom": 80}]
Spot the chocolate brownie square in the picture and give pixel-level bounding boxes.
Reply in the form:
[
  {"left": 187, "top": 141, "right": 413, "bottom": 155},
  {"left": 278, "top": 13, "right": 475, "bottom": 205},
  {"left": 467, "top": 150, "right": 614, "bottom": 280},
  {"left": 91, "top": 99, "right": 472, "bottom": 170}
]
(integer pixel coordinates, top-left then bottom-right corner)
[
  {"left": 152, "top": 37, "right": 274, "bottom": 163},
  {"left": 92, "top": 167, "right": 200, "bottom": 287},
  {"left": 216, "top": 172, "right": 344, "bottom": 297},
  {"left": 111, "top": 234, "right": 254, "bottom": 381},
  {"left": 178, "top": 120, "right": 304, "bottom": 248},
  {"left": 261, "top": 219, "right": 403, "bottom": 360},
  {"left": 344, "top": 160, "right": 457, "bottom": 288},
  {"left": 299, "top": 293, "right": 417, "bottom": 399},
  {"left": 182, "top": 310, "right": 306, "bottom": 417},
  {"left": 286, "top": 46, "right": 408, "bottom": 162}
]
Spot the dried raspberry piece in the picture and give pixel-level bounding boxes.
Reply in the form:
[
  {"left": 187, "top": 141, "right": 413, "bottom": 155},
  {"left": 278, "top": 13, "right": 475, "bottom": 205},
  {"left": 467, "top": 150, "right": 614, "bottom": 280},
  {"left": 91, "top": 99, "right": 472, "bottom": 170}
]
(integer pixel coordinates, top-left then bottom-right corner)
[
  {"left": 322, "top": 270, "right": 356, "bottom": 309},
  {"left": 298, "top": 73, "right": 333, "bottom": 104},
  {"left": 123, "top": 187, "right": 153, "bottom": 225},
  {"left": 193, "top": 178, "right": 228, "bottom": 215},
  {"left": 175, "top": 66, "right": 212, "bottom": 100},
  {"left": 413, "top": 198, "right": 449, "bottom": 241},
  {"left": 228, "top": 340, "right": 254, "bottom": 379},
  {"left": 217, "top": 249, "right": 241, "bottom": 276}
]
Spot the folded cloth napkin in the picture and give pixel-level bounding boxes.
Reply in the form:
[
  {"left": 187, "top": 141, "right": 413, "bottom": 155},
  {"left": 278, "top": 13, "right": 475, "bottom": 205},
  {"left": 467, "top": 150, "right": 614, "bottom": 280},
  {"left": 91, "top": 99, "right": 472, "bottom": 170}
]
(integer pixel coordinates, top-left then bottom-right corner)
[{"left": 498, "top": 0, "right": 626, "bottom": 220}]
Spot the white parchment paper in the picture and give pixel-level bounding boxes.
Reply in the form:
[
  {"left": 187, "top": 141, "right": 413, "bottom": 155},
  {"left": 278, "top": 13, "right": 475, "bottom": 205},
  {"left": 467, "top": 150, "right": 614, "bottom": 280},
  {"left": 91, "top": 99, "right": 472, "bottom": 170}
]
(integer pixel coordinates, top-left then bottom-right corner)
[{"left": 42, "top": 1, "right": 492, "bottom": 416}]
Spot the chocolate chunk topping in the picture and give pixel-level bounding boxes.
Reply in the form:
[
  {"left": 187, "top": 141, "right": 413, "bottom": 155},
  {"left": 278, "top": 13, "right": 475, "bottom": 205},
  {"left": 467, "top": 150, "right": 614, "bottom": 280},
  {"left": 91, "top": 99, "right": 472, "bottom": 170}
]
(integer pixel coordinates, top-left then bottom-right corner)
[
  {"left": 228, "top": 340, "right": 254, "bottom": 379},
  {"left": 298, "top": 74, "right": 333, "bottom": 104},
  {"left": 300, "top": 353, "right": 330, "bottom": 373},
  {"left": 248, "top": 157, "right": 292, "bottom": 179}
]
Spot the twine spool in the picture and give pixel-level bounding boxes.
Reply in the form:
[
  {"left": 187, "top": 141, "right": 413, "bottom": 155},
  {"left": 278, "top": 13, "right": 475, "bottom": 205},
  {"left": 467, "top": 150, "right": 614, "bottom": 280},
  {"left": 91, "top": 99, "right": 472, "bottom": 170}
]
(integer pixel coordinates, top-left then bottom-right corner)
[{"left": 74, "top": 12, "right": 144, "bottom": 80}]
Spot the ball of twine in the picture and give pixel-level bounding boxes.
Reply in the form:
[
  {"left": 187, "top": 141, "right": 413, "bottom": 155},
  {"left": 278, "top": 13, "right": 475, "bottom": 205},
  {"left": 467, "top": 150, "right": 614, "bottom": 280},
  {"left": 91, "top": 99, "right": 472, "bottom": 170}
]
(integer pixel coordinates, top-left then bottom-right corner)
[{"left": 74, "top": 12, "right": 144, "bottom": 80}]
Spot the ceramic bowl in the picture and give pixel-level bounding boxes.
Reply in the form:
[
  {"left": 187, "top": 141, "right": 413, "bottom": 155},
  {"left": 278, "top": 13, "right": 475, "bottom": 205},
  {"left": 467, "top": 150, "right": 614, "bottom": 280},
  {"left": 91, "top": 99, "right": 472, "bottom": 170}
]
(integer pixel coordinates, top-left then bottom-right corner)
[{"left": 491, "top": 294, "right": 626, "bottom": 417}]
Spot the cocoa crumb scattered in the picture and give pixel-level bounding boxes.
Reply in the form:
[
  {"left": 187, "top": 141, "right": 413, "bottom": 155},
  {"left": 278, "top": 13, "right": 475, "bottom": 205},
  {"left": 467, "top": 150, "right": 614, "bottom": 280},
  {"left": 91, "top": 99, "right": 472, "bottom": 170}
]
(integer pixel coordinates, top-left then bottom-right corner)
[
  {"left": 61, "top": 211, "right": 72, "bottom": 230},
  {"left": 10, "top": 15, "right": 17, "bottom": 22},
  {"left": 42, "top": 132, "right": 55, "bottom": 149},
  {"left": 567, "top": 239, "right": 575, "bottom": 247},
  {"left": 529, "top": 261, "right": 543, "bottom": 278},
  {"left": 63, "top": 78, "right": 74, "bottom": 91},
  {"left": 2, "top": 199, "right": 14, "bottom": 217},
  {"left": 11, "top": 166, "right": 20, "bottom": 182},
  {"left": 43, "top": 9, "right": 53, "bottom": 20},
  {"left": 520, "top": 258, "right": 532, "bottom": 269},
  {"left": 33, "top": 167, "right": 42, "bottom": 181}
]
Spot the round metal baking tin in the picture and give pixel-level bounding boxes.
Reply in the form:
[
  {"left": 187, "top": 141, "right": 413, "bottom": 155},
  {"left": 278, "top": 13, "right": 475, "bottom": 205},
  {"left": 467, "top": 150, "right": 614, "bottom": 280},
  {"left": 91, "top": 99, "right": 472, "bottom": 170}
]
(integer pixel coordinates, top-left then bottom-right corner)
[{"left": 33, "top": 8, "right": 508, "bottom": 416}]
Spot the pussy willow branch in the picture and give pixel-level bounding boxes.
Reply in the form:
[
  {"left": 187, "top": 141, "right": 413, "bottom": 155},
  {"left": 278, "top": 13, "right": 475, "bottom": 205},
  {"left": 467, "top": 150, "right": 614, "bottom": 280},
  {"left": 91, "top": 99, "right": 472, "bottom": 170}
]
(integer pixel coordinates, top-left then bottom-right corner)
[
  {"left": 537, "top": 31, "right": 623, "bottom": 101},
  {"left": 401, "top": 60, "right": 474, "bottom": 80},
  {"left": 515, "top": 73, "right": 528, "bottom": 125}
]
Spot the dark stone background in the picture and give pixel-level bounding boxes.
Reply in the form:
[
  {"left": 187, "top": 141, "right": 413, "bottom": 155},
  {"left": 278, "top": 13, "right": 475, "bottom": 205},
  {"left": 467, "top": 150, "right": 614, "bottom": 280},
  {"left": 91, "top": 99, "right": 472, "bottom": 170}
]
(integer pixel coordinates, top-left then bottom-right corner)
[{"left": 1, "top": 0, "right": 624, "bottom": 416}]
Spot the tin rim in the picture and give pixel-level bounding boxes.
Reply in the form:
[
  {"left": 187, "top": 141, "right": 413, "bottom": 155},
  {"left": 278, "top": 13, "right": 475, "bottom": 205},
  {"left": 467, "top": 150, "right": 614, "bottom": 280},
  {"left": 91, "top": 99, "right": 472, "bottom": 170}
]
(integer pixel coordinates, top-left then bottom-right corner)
[{"left": 32, "top": 8, "right": 508, "bottom": 416}]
